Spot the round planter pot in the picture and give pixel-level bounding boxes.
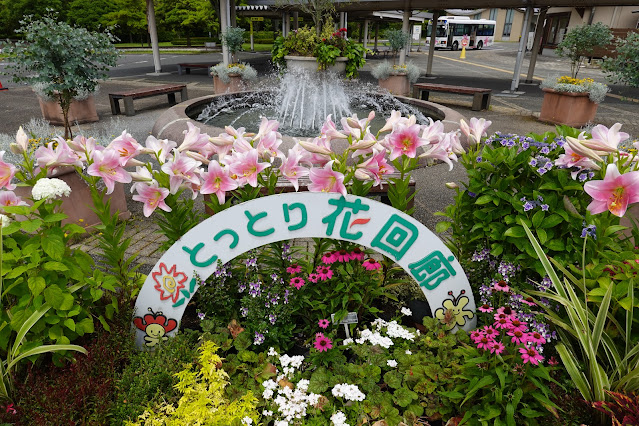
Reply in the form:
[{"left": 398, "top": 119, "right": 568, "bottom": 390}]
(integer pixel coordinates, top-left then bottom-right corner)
[
  {"left": 213, "top": 74, "right": 247, "bottom": 94},
  {"left": 378, "top": 73, "right": 411, "bottom": 97},
  {"left": 284, "top": 55, "right": 347, "bottom": 75},
  {"left": 538, "top": 88, "right": 598, "bottom": 128},
  {"left": 37, "top": 94, "right": 99, "bottom": 126}
]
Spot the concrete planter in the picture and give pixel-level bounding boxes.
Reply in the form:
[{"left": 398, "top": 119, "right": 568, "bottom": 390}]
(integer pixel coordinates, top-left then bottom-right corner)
[
  {"left": 38, "top": 94, "right": 99, "bottom": 126},
  {"left": 213, "top": 74, "right": 247, "bottom": 94},
  {"left": 284, "top": 55, "right": 347, "bottom": 74},
  {"left": 539, "top": 88, "right": 598, "bottom": 128},
  {"left": 14, "top": 167, "right": 131, "bottom": 230},
  {"left": 378, "top": 73, "right": 411, "bottom": 97}
]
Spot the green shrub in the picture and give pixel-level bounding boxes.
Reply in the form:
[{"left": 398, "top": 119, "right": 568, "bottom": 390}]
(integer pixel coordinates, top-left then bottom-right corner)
[
  {"left": 603, "top": 32, "right": 639, "bottom": 87},
  {"left": 556, "top": 22, "right": 612, "bottom": 78}
]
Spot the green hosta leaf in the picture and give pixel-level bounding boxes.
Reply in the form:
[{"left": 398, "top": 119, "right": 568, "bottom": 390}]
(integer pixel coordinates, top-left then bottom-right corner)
[{"left": 28, "top": 276, "right": 46, "bottom": 297}]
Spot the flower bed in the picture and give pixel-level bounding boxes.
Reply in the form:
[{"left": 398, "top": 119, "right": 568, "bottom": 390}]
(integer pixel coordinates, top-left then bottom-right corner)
[{"left": 0, "top": 111, "right": 638, "bottom": 425}]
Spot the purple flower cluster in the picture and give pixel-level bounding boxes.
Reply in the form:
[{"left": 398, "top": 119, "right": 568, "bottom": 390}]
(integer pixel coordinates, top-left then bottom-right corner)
[
  {"left": 581, "top": 223, "right": 597, "bottom": 240},
  {"left": 472, "top": 248, "right": 491, "bottom": 262},
  {"left": 254, "top": 332, "right": 265, "bottom": 345},
  {"left": 520, "top": 196, "right": 549, "bottom": 213}
]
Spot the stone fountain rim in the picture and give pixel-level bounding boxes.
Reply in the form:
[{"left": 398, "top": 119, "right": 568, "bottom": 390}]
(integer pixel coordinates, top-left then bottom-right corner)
[{"left": 152, "top": 90, "right": 467, "bottom": 145}]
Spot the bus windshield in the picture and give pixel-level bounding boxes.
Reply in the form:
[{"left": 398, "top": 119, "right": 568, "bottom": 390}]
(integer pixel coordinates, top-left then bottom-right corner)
[{"left": 436, "top": 25, "right": 447, "bottom": 37}]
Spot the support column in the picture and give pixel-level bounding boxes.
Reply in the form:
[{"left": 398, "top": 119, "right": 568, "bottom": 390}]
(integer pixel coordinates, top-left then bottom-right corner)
[
  {"left": 146, "top": 0, "right": 162, "bottom": 73},
  {"left": 220, "top": 0, "right": 229, "bottom": 65},
  {"left": 525, "top": 8, "right": 547, "bottom": 83},
  {"left": 509, "top": 6, "right": 533, "bottom": 92},
  {"left": 426, "top": 11, "right": 439, "bottom": 77},
  {"left": 399, "top": 5, "right": 410, "bottom": 65},
  {"left": 282, "top": 12, "right": 287, "bottom": 37},
  {"left": 285, "top": 13, "right": 290, "bottom": 36},
  {"left": 363, "top": 19, "right": 369, "bottom": 58},
  {"left": 374, "top": 22, "right": 379, "bottom": 50},
  {"left": 229, "top": 0, "right": 236, "bottom": 27},
  {"left": 293, "top": 12, "right": 299, "bottom": 30}
]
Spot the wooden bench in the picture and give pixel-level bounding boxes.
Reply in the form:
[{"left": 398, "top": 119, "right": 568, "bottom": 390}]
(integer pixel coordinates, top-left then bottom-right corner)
[
  {"left": 177, "top": 63, "right": 212, "bottom": 75},
  {"left": 204, "top": 172, "right": 416, "bottom": 215},
  {"left": 109, "top": 84, "right": 188, "bottom": 116},
  {"left": 413, "top": 83, "right": 492, "bottom": 111}
]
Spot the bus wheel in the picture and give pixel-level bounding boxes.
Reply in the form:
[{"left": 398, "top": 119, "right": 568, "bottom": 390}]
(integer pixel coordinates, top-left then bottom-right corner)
[
  {"left": 476, "top": 41, "right": 483, "bottom": 50},
  {"left": 452, "top": 41, "right": 459, "bottom": 51}
]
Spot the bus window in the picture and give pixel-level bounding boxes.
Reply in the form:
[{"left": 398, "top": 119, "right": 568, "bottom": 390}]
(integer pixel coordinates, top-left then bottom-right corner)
[
  {"left": 453, "top": 25, "right": 467, "bottom": 36},
  {"left": 436, "top": 25, "right": 447, "bottom": 37}
]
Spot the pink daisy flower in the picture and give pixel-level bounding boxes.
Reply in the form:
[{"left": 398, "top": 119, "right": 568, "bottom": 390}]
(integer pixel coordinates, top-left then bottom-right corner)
[
  {"left": 335, "top": 249, "right": 350, "bottom": 262},
  {"left": 483, "top": 326, "right": 499, "bottom": 339},
  {"left": 519, "top": 346, "right": 544, "bottom": 365},
  {"left": 476, "top": 336, "right": 494, "bottom": 351},
  {"left": 322, "top": 251, "right": 337, "bottom": 264},
  {"left": 493, "top": 280, "right": 510, "bottom": 292},
  {"left": 508, "top": 329, "right": 527, "bottom": 345},
  {"left": 509, "top": 319, "right": 527, "bottom": 333},
  {"left": 522, "top": 297, "right": 537, "bottom": 306},
  {"left": 314, "top": 333, "right": 333, "bottom": 352},
  {"left": 525, "top": 331, "right": 546, "bottom": 346},
  {"left": 478, "top": 304, "right": 494, "bottom": 313},
  {"left": 287, "top": 264, "right": 302, "bottom": 274},
  {"left": 470, "top": 330, "right": 483, "bottom": 343},
  {"left": 362, "top": 259, "right": 382, "bottom": 271},
  {"left": 494, "top": 317, "right": 512, "bottom": 330},
  {"left": 316, "top": 265, "right": 333, "bottom": 281},
  {"left": 548, "top": 356, "right": 559, "bottom": 366},
  {"left": 318, "top": 319, "right": 330, "bottom": 329},
  {"left": 349, "top": 248, "right": 365, "bottom": 261},
  {"left": 290, "top": 277, "right": 305, "bottom": 290},
  {"left": 490, "top": 341, "right": 506, "bottom": 355},
  {"left": 308, "top": 273, "right": 319, "bottom": 283}
]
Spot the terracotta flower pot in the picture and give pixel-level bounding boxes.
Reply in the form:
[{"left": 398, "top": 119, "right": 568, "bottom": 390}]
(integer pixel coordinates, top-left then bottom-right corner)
[
  {"left": 37, "top": 94, "right": 99, "bottom": 126},
  {"left": 213, "top": 74, "right": 246, "bottom": 94},
  {"left": 538, "top": 88, "right": 598, "bottom": 128},
  {"left": 378, "top": 73, "right": 411, "bottom": 97},
  {"left": 14, "top": 168, "right": 131, "bottom": 230}
]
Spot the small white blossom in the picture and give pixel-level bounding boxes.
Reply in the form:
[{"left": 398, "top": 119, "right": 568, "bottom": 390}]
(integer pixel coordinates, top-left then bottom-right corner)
[
  {"left": 0, "top": 214, "right": 10, "bottom": 228},
  {"left": 263, "top": 389, "right": 274, "bottom": 400},
  {"left": 297, "top": 379, "right": 310, "bottom": 392},
  {"left": 401, "top": 307, "right": 413, "bottom": 316},
  {"left": 241, "top": 417, "right": 253, "bottom": 425},
  {"left": 331, "top": 411, "right": 349, "bottom": 426},
  {"left": 268, "top": 347, "right": 279, "bottom": 357},
  {"left": 307, "top": 393, "right": 320, "bottom": 405},
  {"left": 274, "top": 421, "right": 289, "bottom": 426},
  {"left": 263, "top": 410, "right": 273, "bottom": 416},
  {"left": 31, "top": 178, "right": 71, "bottom": 200},
  {"left": 387, "top": 359, "right": 398, "bottom": 368},
  {"left": 405, "top": 350, "right": 412, "bottom": 355},
  {"left": 342, "top": 338, "right": 353, "bottom": 345},
  {"left": 332, "top": 383, "right": 365, "bottom": 402}
]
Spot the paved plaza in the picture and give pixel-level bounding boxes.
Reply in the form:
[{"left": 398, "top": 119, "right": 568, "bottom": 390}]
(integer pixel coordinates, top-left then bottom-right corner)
[{"left": 1, "top": 42, "right": 638, "bottom": 272}]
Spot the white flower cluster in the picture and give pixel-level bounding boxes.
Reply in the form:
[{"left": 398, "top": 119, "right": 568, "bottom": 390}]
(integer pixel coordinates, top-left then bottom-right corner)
[
  {"left": 241, "top": 417, "right": 253, "bottom": 425},
  {"left": 401, "top": 307, "right": 412, "bottom": 316},
  {"left": 262, "top": 377, "right": 321, "bottom": 423},
  {"left": 31, "top": 178, "right": 71, "bottom": 200},
  {"left": 331, "top": 384, "right": 365, "bottom": 402},
  {"left": 387, "top": 359, "right": 398, "bottom": 368},
  {"left": 355, "top": 329, "right": 393, "bottom": 348},
  {"left": 279, "top": 354, "right": 304, "bottom": 378},
  {"left": 354, "top": 319, "right": 415, "bottom": 348},
  {"left": 0, "top": 214, "right": 10, "bottom": 228},
  {"left": 331, "top": 410, "right": 350, "bottom": 426}
]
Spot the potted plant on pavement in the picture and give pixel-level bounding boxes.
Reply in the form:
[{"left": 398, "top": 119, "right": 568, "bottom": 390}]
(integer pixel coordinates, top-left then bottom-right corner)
[
  {"left": 212, "top": 27, "right": 254, "bottom": 94},
  {"left": 372, "top": 30, "right": 415, "bottom": 96},
  {"left": 538, "top": 75, "right": 608, "bottom": 127},
  {"left": 4, "top": 14, "right": 119, "bottom": 139}
]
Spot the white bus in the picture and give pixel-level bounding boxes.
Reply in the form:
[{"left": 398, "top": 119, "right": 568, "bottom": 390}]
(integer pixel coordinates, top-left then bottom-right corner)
[{"left": 426, "top": 16, "right": 496, "bottom": 50}]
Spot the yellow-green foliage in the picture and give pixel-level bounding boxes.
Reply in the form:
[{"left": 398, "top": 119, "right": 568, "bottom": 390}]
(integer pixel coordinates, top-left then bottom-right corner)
[{"left": 126, "top": 341, "right": 259, "bottom": 426}]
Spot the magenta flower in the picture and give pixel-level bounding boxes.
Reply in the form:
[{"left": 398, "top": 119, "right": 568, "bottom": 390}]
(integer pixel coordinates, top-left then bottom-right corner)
[
  {"left": 483, "top": 326, "right": 499, "bottom": 340},
  {"left": 132, "top": 182, "right": 171, "bottom": 217},
  {"left": 179, "top": 122, "right": 213, "bottom": 156},
  {"left": 286, "top": 264, "right": 302, "bottom": 274},
  {"left": 362, "top": 258, "right": 381, "bottom": 271},
  {"left": 199, "top": 160, "right": 238, "bottom": 204},
  {"left": 584, "top": 164, "right": 639, "bottom": 217},
  {"left": 355, "top": 149, "right": 395, "bottom": 186},
  {"left": 478, "top": 304, "right": 494, "bottom": 313},
  {"left": 493, "top": 280, "right": 510, "bottom": 292},
  {"left": 87, "top": 149, "right": 132, "bottom": 194},
  {"left": 308, "top": 161, "right": 346, "bottom": 196},
  {"left": 582, "top": 123, "right": 629, "bottom": 153},
  {"left": 34, "top": 138, "right": 83, "bottom": 172},
  {"left": 144, "top": 135, "right": 177, "bottom": 164},
  {"left": 470, "top": 330, "right": 483, "bottom": 343},
  {"left": 318, "top": 319, "right": 330, "bottom": 329},
  {"left": 279, "top": 148, "right": 309, "bottom": 191},
  {"left": 290, "top": 277, "right": 305, "bottom": 289},
  {"left": 0, "top": 190, "right": 28, "bottom": 211},
  {"left": 308, "top": 273, "right": 319, "bottom": 283},
  {"left": 490, "top": 341, "right": 506, "bottom": 355},
  {"left": 386, "top": 123, "right": 427, "bottom": 160},
  {"left": 509, "top": 319, "right": 527, "bottom": 333},
  {"left": 335, "top": 249, "right": 350, "bottom": 262},
  {"left": 508, "top": 329, "right": 527, "bottom": 345},
  {"left": 108, "top": 131, "right": 142, "bottom": 166},
  {"left": 476, "top": 336, "right": 494, "bottom": 351},
  {"left": 494, "top": 317, "right": 511, "bottom": 330},
  {"left": 228, "top": 149, "right": 270, "bottom": 188},
  {"left": 525, "top": 331, "right": 547, "bottom": 346},
  {"left": 314, "top": 333, "right": 333, "bottom": 352},
  {"left": 349, "top": 248, "right": 365, "bottom": 261},
  {"left": 519, "top": 346, "right": 544, "bottom": 365},
  {"left": 322, "top": 251, "right": 337, "bottom": 264},
  {"left": 316, "top": 265, "right": 333, "bottom": 280},
  {"left": 0, "top": 152, "right": 16, "bottom": 191},
  {"left": 161, "top": 150, "right": 202, "bottom": 194}
]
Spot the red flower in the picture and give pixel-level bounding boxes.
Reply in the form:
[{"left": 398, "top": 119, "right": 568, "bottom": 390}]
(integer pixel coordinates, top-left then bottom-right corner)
[{"left": 152, "top": 263, "right": 188, "bottom": 304}]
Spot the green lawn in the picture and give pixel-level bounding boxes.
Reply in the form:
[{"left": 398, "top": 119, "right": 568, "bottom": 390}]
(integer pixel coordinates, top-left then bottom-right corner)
[
  {"left": 115, "top": 42, "right": 174, "bottom": 48},
  {"left": 241, "top": 43, "right": 273, "bottom": 52}
]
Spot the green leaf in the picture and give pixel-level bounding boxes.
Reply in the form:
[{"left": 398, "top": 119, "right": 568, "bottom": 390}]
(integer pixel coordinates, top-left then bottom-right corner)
[
  {"left": 43, "top": 261, "right": 68, "bottom": 271},
  {"left": 546, "top": 239, "right": 565, "bottom": 251},
  {"left": 5, "top": 265, "right": 28, "bottom": 279},
  {"left": 475, "top": 195, "right": 493, "bottom": 205},
  {"left": 393, "top": 387, "right": 417, "bottom": 407},
  {"left": 41, "top": 233, "right": 65, "bottom": 261},
  {"left": 21, "top": 219, "right": 43, "bottom": 232},
  {"left": 43, "top": 213, "right": 68, "bottom": 223},
  {"left": 28, "top": 276, "right": 46, "bottom": 297},
  {"left": 540, "top": 214, "right": 564, "bottom": 228},
  {"left": 43, "top": 286, "right": 74, "bottom": 311},
  {"left": 63, "top": 318, "right": 75, "bottom": 331},
  {"left": 604, "top": 225, "right": 627, "bottom": 237},
  {"left": 503, "top": 226, "right": 525, "bottom": 238},
  {"left": 8, "top": 344, "right": 87, "bottom": 371},
  {"left": 436, "top": 221, "right": 452, "bottom": 233}
]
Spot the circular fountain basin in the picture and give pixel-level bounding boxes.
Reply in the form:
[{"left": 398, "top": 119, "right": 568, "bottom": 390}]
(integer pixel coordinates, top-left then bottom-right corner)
[{"left": 152, "top": 91, "right": 467, "bottom": 149}]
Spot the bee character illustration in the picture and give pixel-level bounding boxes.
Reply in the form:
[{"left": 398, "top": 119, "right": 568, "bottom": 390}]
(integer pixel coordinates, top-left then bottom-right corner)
[
  {"left": 133, "top": 308, "right": 178, "bottom": 347},
  {"left": 434, "top": 290, "right": 474, "bottom": 330}
]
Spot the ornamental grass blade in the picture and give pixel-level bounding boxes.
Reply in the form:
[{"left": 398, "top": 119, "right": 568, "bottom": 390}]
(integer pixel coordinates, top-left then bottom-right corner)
[
  {"left": 614, "top": 365, "right": 639, "bottom": 392},
  {"left": 591, "top": 282, "right": 613, "bottom": 356},
  {"left": 7, "top": 344, "right": 87, "bottom": 372},
  {"left": 626, "top": 279, "right": 634, "bottom": 357},
  {"left": 556, "top": 342, "right": 592, "bottom": 401},
  {"left": 11, "top": 303, "right": 52, "bottom": 359},
  {"left": 521, "top": 221, "right": 565, "bottom": 298}
]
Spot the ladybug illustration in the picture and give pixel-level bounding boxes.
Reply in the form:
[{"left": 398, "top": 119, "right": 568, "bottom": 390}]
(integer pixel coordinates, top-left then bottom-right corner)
[{"left": 133, "top": 308, "right": 178, "bottom": 347}]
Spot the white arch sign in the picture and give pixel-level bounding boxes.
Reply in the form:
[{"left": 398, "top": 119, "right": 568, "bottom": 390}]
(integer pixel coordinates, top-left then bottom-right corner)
[{"left": 133, "top": 193, "right": 476, "bottom": 347}]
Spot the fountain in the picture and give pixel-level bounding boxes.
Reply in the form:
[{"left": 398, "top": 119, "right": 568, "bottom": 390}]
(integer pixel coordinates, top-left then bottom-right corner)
[{"left": 152, "top": 68, "right": 466, "bottom": 143}]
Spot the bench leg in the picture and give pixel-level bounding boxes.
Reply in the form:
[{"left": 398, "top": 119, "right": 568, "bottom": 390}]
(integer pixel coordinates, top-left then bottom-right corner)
[
  {"left": 123, "top": 96, "right": 135, "bottom": 116},
  {"left": 167, "top": 93, "right": 176, "bottom": 106},
  {"left": 482, "top": 93, "right": 491, "bottom": 110},
  {"left": 180, "top": 87, "right": 188, "bottom": 101},
  {"left": 472, "top": 93, "right": 483, "bottom": 111},
  {"left": 186, "top": 68, "right": 191, "bottom": 74},
  {"left": 109, "top": 96, "right": 121, "bottom": 115},
  {"left": 177, "top": 65, "right": 183, "bottom": 75},
  {"left": 420, "top": 90, "right": 430, "bottom": 101}
]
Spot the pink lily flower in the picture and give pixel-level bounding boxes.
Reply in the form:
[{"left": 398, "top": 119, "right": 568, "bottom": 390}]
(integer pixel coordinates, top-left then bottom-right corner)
[
  {"left": 34, "top": 138, "right": 83, "bottom": 172},
  {"left": 356, "top": 149, "right": 395, "bottom": 186},
  {"left": 256, "top": 131, "right": 283, "bottom": 160},
  {"left": 566, "top": 136, "right": 604, "bottom": 163},
  {"left": 68, "top": 135, "right": 102, "bottom": 162},
  {"left": 86, "top": 149, "right": 132, "bottom": 194},
  {"left": 385, "top": 123, "right": 427, "bottom": 160},
  {"left": 160, "top": 150, "right": 202, "bottom": 194},
  {"left": 555, "top": 143, "right": 601, "bottom": 171},
  {"left": 460, "top": 117, "right": 492, "bottom": 145},
  {"left": 581, "top": 123, "right": 629, "bottom": 153},
  {"left": 12, "top": 127, "right": 29, "bottom": 154},
  {"left": 228, "top": 149, "right": 270, "bottom": 187},
  {"left": 107, "top": 131, "right": 142, "bottom": 166},
  {"left": 200, "top": 160, "right": 239, "bottom": 204},
  {"left": 349, "top": 132, "right": 382, "bottom": 158},
  {"left": 279, "top": 149, "right": 310, "bottom": 191},
  {"left": 419, "top": 132, "right": 457, "bottom": 171},
  {"left": 253, "top": 116, "right": 280, "bottom": 141},
  {"left": 420, "top": 119, "right": 445, "bottom": 145},
  {"left": 132, "top": 182, "right": 171, "bottom": 217},
  {"left": 308, "top": 160, "right": 347, "bottom": 196},
  {"left": 378, "top": 110, "right": 403, "bottom": 134},
  {"left": 321, "top": 115, "right": 348, "bottom": 140},
  {"left": 143, "top": 135, "right": 177, "bottom": 164},
  {"left": 0, "top": 190, "right": 28, "bottom": 211},
  {"left": 224, "top": 126, "right": 253, "bottom": 153},
  {"left": 298, "top": 137, "right": 333, "bottom": 166},
  {"left": 584, "top": 163, "right": 639, "bottom": 217},
  {"left": 0, "top": 152, "right": 16, "bottom": 191},
  {"left": 130, "top": 166, "right": 156, "bottom": 194},
  {"left": 178, "top": 122, "right": 214, "bottom": 157},
  {"left": 209, "top": 133, "right": 235, "bottom": 161}
]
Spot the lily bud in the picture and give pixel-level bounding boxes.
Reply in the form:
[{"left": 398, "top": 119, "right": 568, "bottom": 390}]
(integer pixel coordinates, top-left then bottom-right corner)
[
  {"left": 124, "top": 158, "right": 146, "bottom": 168},
  {"left": 445, "top": 182, "right": 459, "bottom": 189},
  {"left": 15, "top": 126, "right": 28, "bottom": 153},
  {"left": 348, "top": 139, "right": 377, "bottom": 152},
  {"left": 185, "top": 150, "right": 210, "bottom": 165},
  {"left": 346, "top": 117, "right": 362, "bottom": 130},
  {"left": 354, "top": 169, "right": 371, "bottom": 180},
  {"left": 298, "top": 140, "right": 333, "bottom": 156},
  {"left": 566, "top": 136, "right": 604, "bottom": 163}
]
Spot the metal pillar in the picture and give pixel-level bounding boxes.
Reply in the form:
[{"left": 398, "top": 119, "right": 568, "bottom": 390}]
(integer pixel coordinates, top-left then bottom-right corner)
[
  {"left": 374, "top": 22, "right": 379, "bottom": 50},
  {"left": 363, "top": 19, "right": 369, "bottom": 58},
  {"left": 525, "top": 8, "right": 547, "bottom": 83},
  {"left": 293, "top": 12, "right": 299, "bottom": 30},
  {"left": 399, "top": 5, "right": 410, "bottom": 65},
  {"left": 229, "top": 0, "right": 236, "bottom": 26},
  {"left": 426, "top": 11, "right": 439, "bottom": 76},
  {"left": 220, "top": 0, "right": 229, "bottom": 65},
  {"left": 509, "top": 6, "right": 533, "bottom": 92},
  {"left": 146, "top": 0, "right": 162, "bottom": 73}
]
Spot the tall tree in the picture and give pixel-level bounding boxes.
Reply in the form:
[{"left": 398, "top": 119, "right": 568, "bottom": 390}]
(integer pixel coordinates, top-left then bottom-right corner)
[
  {"left": 157, "top": 0, "right": 216, "bottom": 46},
  {"left": 103, "top": 0, "right": 148, "bottom": 44},
  {"left": 67, "top": 0, "right": 118, "bottom": 31}
]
